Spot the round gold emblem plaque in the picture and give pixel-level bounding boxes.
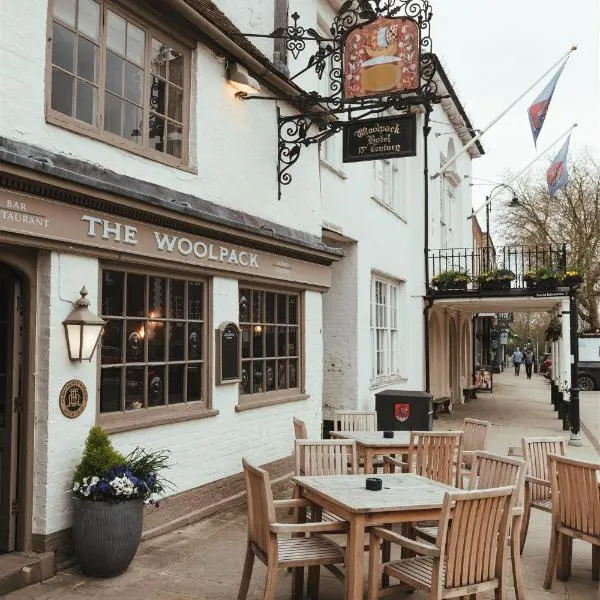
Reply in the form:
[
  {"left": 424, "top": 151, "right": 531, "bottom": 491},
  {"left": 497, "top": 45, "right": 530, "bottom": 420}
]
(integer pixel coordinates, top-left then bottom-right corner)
[{"left": 59, "top": 379, "right": 88, "bottom": 419}]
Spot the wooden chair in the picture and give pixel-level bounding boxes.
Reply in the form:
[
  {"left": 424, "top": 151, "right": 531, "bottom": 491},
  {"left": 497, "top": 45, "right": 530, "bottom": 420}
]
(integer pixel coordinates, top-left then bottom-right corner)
[
  {"left": 237, "top": 458, "right": 346, "bottom": 600},
  {"left": 520, "top": 436, "right": 566, "bottom": 554},
  {"left": 368, "top": 486, "right": 515, "bottom": 600},
  {"left": 293, "top": 416, "right": 308, "bottom": 440},
  {"left": 333, "top": 410, "right": 384, "bottom": 472},
  {"left": 415, "top": 451, "right": 527, "bottom": 600},
  {"left": 461, "top": 417, "right": 491, "bottom": 471},
  {"left": 383, "top": 431, "right": 464, "bottom": 488},
  {"left": 295, "top": 439, "right": 358, "bottom": 477},
  {"left": 543, "top": 454, "right": 600, "bottom": 589}
]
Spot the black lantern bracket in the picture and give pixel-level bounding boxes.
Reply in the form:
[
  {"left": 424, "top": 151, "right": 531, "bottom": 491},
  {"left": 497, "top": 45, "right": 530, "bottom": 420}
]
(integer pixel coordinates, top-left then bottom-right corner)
[{"left": 231, "top": 0, "right": 442, "bottom": 197}]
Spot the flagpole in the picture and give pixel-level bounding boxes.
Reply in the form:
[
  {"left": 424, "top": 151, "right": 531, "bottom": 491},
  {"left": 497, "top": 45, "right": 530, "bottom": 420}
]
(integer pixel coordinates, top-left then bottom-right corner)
[
  {"left": 432, "top": 45, "right": 577, "bottom": 180},
  {"left": 469, "top": 122, "right": 577, "bottom": 218}
]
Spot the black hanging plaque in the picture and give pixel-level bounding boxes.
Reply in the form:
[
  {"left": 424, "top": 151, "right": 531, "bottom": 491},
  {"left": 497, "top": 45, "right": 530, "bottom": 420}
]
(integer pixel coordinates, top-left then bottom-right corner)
[
  {"left": 342, "top": 114, "right": 417, "bottom": 163},
  {"left": 216, "top": 322, "right": 241, "bottom": 385}
]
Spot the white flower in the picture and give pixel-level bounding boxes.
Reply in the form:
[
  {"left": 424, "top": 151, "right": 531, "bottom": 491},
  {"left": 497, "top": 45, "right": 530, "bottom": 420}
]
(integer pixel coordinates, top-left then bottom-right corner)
[
  {"left": 73, "top": 482, "right": 80, "bottom": 492},
  {"left": 91, "top": 476, "right": 99, "bottom": 485}
]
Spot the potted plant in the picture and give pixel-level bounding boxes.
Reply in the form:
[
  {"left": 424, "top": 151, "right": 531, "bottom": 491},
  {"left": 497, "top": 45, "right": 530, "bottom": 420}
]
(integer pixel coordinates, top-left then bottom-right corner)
[
  {"left": 431, "top": 270, "right": 471, "bottom": 291},
  {"left": 562, "top": 266, "right": 584, "bottom": 287},
  {"left": 72, "top": 426, "right": 171, "bottom": 577},
  {"left": 476, "top": 268, "right": 515, "bottom": 291},
  {"left": 526, "top": 267, "right": 562, "bottom": 291},
  {"left": 545, "top": 316, "right": 562, "bottom": 341}
]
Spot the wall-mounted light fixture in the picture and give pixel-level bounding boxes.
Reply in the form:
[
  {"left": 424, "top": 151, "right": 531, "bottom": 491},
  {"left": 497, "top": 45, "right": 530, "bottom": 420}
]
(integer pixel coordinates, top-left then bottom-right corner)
[
  {"left": 226, "top": 62, "right": 261, "bottom": 98},
  {"left": 62, "top": 287, "right": 106, "bottom": 362}
]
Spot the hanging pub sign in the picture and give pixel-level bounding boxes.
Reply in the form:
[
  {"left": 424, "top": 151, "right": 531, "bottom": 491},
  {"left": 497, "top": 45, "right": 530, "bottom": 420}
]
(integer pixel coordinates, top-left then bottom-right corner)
[
  {"left": 215, "top": 322, "right": 241, "bottom": 385},
  {"left": 342, "top": 114, "right": 417, "bottom": 163},
  {"left": 343, "top": 16, "right": 420, "bottom": 100}
]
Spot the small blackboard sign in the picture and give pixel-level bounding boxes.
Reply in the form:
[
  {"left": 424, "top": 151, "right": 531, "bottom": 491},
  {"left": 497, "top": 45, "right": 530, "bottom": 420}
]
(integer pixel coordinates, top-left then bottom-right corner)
[
  {"left": 342, "top": 114, "right": 417, "bottom": 163},
  {"left": 216, "top": 322, "right": 241, "bottom": 385}
]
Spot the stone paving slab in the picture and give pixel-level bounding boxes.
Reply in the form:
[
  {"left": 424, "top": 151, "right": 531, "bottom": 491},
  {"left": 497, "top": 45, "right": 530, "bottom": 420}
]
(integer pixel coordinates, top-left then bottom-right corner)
[{"left": 7, "top": 372, "right": 600, "bottom": 599}]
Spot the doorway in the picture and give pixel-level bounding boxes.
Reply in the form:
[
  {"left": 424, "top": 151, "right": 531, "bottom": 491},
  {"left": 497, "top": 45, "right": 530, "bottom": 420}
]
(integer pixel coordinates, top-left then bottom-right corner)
[{"left": 0, "top": 264, "right": 25, "bottom": 552}]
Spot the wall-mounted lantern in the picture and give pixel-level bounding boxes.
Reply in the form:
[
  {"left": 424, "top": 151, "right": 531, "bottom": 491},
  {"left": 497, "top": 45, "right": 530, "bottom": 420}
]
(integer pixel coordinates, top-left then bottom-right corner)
[{"left": 62, "top": 287, "right": 106, "bottom": 362}]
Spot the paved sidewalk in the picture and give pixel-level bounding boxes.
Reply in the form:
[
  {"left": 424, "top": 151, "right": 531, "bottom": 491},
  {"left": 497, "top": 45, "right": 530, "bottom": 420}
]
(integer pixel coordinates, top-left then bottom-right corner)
[{"left": 7, "top": 372, "right": 600, "bottom": 600}]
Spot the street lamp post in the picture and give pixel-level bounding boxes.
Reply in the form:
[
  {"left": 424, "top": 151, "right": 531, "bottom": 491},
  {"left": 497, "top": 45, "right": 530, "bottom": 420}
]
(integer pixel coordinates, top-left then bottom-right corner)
[{"left": 483, "top": 183, "right": 520, "bottom": 271}]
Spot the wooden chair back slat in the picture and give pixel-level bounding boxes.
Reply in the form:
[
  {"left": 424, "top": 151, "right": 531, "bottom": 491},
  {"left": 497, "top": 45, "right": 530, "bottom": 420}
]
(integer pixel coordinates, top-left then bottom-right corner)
[
  {"left": 242, "top": 458, "right": 276, "bottom": 558},
  {"left": 440, "top": 487, "right": 514, "bottom": 590},
  {"left": 463, "top": 418, "right": 492, "bottom": 469},
  {"left": 549, "top": 454, "right": 600, "bottom": 537},
  {"left": 522, "top": 437, "right": 566, "bottom": 500},
  {"left": 333, "top": 410, "right": 377, "bottom": 432},
  {"left": 295, "top": 439, "right": 358, "bottom": 476},
  {"left": 470, "top": 451, "right": 526, "bottom": 508},
  {"left": 408, "top": 431, "right": 464, "bottom": 487},
  {"left": 293, "top": 417, "right": 308, "bottom": 440}
]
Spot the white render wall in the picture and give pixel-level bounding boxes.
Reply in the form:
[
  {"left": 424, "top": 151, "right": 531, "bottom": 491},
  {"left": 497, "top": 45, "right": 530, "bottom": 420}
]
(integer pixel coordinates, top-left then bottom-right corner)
[{"left": 33, "top": 257, "right": 324, "bottom": 535}]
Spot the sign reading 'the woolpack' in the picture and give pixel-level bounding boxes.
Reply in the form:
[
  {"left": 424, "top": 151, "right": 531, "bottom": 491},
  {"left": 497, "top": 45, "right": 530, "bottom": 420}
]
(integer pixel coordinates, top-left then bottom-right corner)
[{"left": 342, "top": 114, "right": 417, "bottom": 163}]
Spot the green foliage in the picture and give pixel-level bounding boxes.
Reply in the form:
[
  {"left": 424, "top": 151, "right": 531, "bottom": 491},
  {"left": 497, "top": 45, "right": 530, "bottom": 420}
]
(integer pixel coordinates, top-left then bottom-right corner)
[
  {"left": 476, "top": 268, "right": 515, "bottom": 284},
  {"left": 525, "top": 266, "right": 562, "bottom": 282},
  {"left": 73, "top": 426, "right": 127, "bottom": 483},
  {"left": 545, "top": 316, "right": 562, "bottom": 341},
  {"left": 431, "top": 270, "right": 471, "bottom": 285}
]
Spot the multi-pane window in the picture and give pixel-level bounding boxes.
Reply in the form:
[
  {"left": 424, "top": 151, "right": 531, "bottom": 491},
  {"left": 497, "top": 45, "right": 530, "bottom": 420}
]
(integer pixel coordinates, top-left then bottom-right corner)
[
  {"left": 370, "top": 277, "right": 402, "bottom": 382},
  {"left": 99, "top": 270, "right": 206, "bottom": 413},
  {"left": 49, "top": 0, "right": 189, "bottom": 163},
  {"left": 373, "top": 159, "right": 399, "bottom": 208},
  {"left": 239, "top": 288, "right": 300, "bottom": 397}
]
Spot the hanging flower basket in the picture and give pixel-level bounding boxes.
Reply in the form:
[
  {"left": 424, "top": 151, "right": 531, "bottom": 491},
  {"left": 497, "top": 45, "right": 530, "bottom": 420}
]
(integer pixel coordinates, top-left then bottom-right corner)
[{"left": 545, "top": 316, "right": 562, "bottom": 341}]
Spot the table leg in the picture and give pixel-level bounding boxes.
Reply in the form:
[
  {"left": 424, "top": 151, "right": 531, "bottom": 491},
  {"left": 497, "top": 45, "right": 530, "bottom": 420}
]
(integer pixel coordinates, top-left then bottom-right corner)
[
  {"left": 345, "top": 514, "right": 366, "bottom": 600},
  {"left": 364, "top": 449, "right": 374, "bottom": 475}
]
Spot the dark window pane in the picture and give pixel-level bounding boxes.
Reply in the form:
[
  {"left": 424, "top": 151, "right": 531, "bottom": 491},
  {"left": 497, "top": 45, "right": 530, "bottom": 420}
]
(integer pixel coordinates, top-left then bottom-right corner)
[
  {"left": 167, "top": 48, "right": 184, "bottom": 86},
  {"left": 101, "top": 320, "right": 122, "bottom": 365},
  {"left": 277, "top": 294, "right": 287, "bottom": 324},
  {"left": 166, "top": 122, "right": 183, "bottom": 159},
  {"left": 252, "top": 291, "right": 263, "bottom": 322},
  {"left": 169, "top": 279, "right": 184, "bottom": 318},
  {"left": 288, "top": 296, "right": 298, "bottom": 324},
  {"left": 265, "top": 360, "right": 276, "bottom": 392},
  {"left": 169, "top": 321, "right": 184, "bottom": 361},
  {"left": 51, "top": 68, "right": 73, "bottom": 116},
  {"left": 252, "top": 361, "right": 263, "bottom": 394},
  {"left": 77, "top": 37, "right": 97, "bottom": 82},
  {"left": 240, "top": 362, "right": 250, "bottom": 395},
  {"left": 123, "top": 102, "right": 142, "bottom": 144},
  {"left": 76, "top": 80, "right": 96, "bottom": 124},
  {"left": 265, "top": 325, "right": 275, "bottom": 357},
  {"left": 239, "top": 289, "right": 250, "bottom": 322},
  {"left": 126, "top": 320, "right": 145, "bottom": 362},
  {"left": 100, "top": 368, "right": 121, "bottom": 412},
  {"left": 104, "top": 92, "right": 122, "bottom": 136},
  {"left": 151, "top": 38, "right": 167, "bottom": 77},
  {"left": 188, "top": 324, "right": 202, "bottom": 360},
  {"left": 150, "top": 76, "right": 166, "bottom": 114},
  {"left": 289, "top": 359, "right": 298, "bottom": 388},
  {"left": 126, "top": 273, "right": 145, "bottom": 317},
  {"left": 105, "top": 51, "right": 123, "bottom": 95},
  {"left": 148, "top": 277, "right": 166, "bottom": 317},
  {"left": 289, "top": 328, "right": 297, "bottom": 356},
  {"left": 188, "top": 281, "right": 203, "bottom": 319},
  {"left": 147, "top": 321, "right": 165, "bottom": 362},
  {"left": 277, "top": 326, "right": 286, "bottom": 357},
  {"left": 253, "top": 326, "right": 263, "bottom": 358},
  {"left": 265, "top": 293, "right": 275, "bottom": 323},
  {"left": 148, "top": 365, "right": 164, "bottom": 406},
  {"left": 101, "top": 270, "right": 123, "bottom": 315},
  {"left": 168, "top": 364, "right": 184, "bottom": 404},
  {"left": 52, "top": 22, "right": 75, "bottom": 72},
  {"left": 78, "top": 0, "right": 100, "bottom": 42},
  {"left": 149, "top": 114, "right": 165, "bottom": 152},
  {"left": 241, "top": 325, "right": 250, "bottom": 359},
  {"left": 124, "top": 62, "right": 142, "bottom": 104},
  {"left": 125, "top": 366, "right": 145, "bottom": 409},
  {"left": 277, "top": 360, "right": 287, "bottom": 389},
  {"left": 53, "top": 0, "right": 76, "bottom": 28},
  {"left": 167, "top": 84, "right": 183, "bottom": 122},
  {"left": 187, "top": 364, "right": 202, "bottom": 402}
]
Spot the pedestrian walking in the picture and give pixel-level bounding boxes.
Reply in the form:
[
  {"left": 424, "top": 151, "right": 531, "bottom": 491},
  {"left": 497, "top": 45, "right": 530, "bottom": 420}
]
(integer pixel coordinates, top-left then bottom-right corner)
[
  {"left": 512, "top": 347, "right": 523, "bottom": 376},
  {"left": 523, "top": 348, "right": 534, "bottom": 379}
]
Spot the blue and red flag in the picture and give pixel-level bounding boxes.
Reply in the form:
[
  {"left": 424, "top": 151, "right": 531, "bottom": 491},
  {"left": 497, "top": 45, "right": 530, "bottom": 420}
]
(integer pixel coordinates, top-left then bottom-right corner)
[
  {"left": 547, "top": 134, "right": 571, "bottom": 196},
  {"left": 527, "top": 60, "right": 567, "bottom": 146}
]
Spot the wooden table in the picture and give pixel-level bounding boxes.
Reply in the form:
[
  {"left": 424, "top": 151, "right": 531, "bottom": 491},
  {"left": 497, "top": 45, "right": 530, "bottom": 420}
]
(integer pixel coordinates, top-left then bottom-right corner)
[
  {"left": 330, "top": 430, "right": 411, "bottom": 474},
  {"left": 293, "top": 473, "right": 459, "bottom": 600}
]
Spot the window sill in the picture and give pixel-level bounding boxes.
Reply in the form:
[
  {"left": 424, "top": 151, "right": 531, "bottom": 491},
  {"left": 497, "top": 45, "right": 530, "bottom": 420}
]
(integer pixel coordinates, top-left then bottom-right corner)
[
  {"left": 320, "top": 159, "right": 348, "bottom": 180},
  {"left": 369, "top": 376, "right": 408, "bottom": 391},
  {"left": 236, "top": 393, "right": 310, "bottom": 412},
  {"left": 98, "top": 404, "right": 219, "bottom": 434},
  {"left": 371, "top": 196, "right": 407, "bottom": 223}
]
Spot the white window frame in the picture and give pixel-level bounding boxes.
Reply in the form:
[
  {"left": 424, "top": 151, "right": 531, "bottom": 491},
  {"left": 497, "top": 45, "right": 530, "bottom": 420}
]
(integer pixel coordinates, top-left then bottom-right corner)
[
  {"left": 372, "top": 159, "right": 399, "bottom": 208},
  {"left": 370, "top": 275, "right": 403, "bottom": 386}
]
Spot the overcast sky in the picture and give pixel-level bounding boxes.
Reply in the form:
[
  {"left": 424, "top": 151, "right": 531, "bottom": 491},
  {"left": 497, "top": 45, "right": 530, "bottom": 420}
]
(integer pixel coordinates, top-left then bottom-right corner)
[{"left": 431, "top": 0, "right": 599, "bottom": 213}]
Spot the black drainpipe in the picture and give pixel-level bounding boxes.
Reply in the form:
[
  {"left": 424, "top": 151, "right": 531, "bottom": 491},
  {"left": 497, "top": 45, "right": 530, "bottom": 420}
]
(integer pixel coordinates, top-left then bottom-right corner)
[
  {"left": 424, "top": 298, "right": 434, "bottom": 392},
  {"left": 423, "top": 106, "right": 432, "bottom": 392},
  {"left": 472, "top": 313, "right": 478, "bottom": 384}
]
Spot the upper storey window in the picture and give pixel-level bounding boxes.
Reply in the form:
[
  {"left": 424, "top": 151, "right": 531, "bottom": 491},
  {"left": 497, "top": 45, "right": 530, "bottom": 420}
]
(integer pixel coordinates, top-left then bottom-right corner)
[{"left": 48, "top": 0, "right": 190, "bottom": 167}]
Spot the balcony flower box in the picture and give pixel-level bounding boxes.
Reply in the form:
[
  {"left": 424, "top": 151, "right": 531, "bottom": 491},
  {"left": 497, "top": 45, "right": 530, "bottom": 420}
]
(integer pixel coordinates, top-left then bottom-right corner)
[
  {"left": 562, "top": 267, "right": 584, "bottom": 288},
  {"left": 525, "top": 267, "right": 563, "bottom": 291},
  {"left": 431, "top": 270, "right": 470, "bottom": 291},
  {"left": 476, "top": 269, "right": 515, "bottom": 291}
]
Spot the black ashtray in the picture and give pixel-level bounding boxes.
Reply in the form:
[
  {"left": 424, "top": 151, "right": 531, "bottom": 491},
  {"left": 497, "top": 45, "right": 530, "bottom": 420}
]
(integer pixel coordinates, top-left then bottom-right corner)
[
  {"left": 366, "top": 477, "right": 382, "bottom": 491},
  {"left": 383, "top": 431, "right": 394, "bottom": 438}
]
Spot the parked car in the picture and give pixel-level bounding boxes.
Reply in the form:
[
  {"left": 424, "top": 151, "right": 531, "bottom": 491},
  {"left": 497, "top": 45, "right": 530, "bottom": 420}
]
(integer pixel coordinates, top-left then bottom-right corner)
[{"left": 578, "top": 362, "right": 600, "bottom": 391}]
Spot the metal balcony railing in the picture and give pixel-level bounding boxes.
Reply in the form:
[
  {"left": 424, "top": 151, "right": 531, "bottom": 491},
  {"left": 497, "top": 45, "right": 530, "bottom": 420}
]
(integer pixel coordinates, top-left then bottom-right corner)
[{"left": 428, "top": 243, "right": 568, "bottom": 291}]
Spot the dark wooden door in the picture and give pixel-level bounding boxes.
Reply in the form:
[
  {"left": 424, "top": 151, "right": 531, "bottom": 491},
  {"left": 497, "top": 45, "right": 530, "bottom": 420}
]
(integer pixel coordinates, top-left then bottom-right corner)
[{"left": 0, "top": 266, "right": 23, "bottom": 552}]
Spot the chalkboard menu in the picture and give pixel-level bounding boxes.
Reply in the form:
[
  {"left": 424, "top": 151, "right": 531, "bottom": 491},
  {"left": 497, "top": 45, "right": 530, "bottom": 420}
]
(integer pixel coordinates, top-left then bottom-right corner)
[
  {"left": 216, "top": 322, "right": 241, "bottom": 385},
  {"left": 343, "top": 114, "right": 417, "bottom": 163}
]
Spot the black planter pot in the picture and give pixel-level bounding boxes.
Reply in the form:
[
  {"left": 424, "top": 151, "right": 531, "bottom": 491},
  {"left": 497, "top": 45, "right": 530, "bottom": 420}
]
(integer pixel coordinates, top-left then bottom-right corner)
[
  {"left": 563, "top": 276, "right": 582, "bottom": 288},
  {"left": 72, "top": 497, "right": 144, "bottom": 577},
  {"left": 479, "top": 279, "right": 511, "bottom": 291},
  {"left": 434, "top": 280, "right": 468, "bottom": 291},
  {"left": 535, "top": 278, "right": 559, "bottom": 291}
]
